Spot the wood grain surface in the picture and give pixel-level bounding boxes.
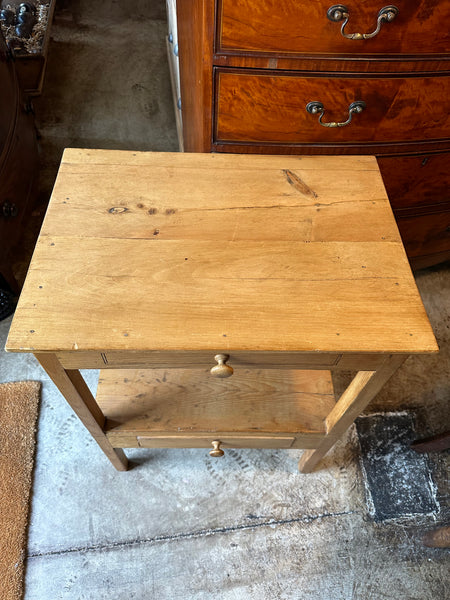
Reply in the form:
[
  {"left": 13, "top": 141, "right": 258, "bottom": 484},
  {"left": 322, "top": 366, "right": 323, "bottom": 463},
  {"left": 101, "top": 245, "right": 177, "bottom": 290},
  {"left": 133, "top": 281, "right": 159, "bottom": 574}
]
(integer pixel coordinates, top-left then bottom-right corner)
[
  {"left": 215, "top": 71, "right": 450, "bottom": 145},
  {"left": 53, "top": 350, "right": 387, "bottom": 371},
  {"left": 177, "top": 0, "right": 214, "bottom": 152},
  {"left": 299, "top": 354, "right": 407, "bottom": 472},
  {"left": 6, "top": 150, "right": 438, "bottom": 356},
  {"left": 378, "top": 153, "right": 450, "bottom": 210},
  {"left": 97, "top": 368, "right": 335, "bottom": 448},
  {"left": 218, "top": 0, "right": 450, "bottom": 55}
]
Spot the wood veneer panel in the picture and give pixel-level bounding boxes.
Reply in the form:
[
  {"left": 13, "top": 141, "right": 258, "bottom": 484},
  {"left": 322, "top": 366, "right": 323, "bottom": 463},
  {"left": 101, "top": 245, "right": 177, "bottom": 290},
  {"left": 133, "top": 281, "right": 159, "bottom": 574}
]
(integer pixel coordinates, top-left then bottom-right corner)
[
  {"left": 213, "top": 54, "right": 450, "bottom": 74},
  {"left": 218, "top": 0, "right": 450, "bottom": 55},
  {"left": 396, "top": 211, "right": 450, "bottom": 260},
  {"left": 177, "top": 0, "right": 214, "bottom": 151},
  {"left": 215, "top": 70, "right": 450, "bottom": 145},
  {"left": 378, "top": 153, "right": 450, "bottom": 210}
]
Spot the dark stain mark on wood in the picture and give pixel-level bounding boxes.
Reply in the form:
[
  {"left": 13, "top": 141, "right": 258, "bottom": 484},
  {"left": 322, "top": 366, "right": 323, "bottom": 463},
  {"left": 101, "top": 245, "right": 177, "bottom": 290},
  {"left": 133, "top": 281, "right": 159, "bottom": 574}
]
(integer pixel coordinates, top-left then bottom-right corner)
[
  {"left": 283, "top": 169, "right": 318, "bottom": 198},
  {"left": 148, "top": 208, "right": 157, "bottom": 215},
  {"left": 153, "top": 229, "right": 160, "bottom": 236},
  {"left": 165, "top": 208, "right": 177, "bottom": 215},
  {"left": 109, "top": 207, "right": 129, "bottom": 214}
]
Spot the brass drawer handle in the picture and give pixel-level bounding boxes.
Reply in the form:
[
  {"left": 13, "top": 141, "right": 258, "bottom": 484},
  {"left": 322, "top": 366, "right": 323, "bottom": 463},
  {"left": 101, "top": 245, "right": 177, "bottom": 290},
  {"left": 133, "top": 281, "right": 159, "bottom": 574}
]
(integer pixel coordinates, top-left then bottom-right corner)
[
  {"left": 210, "top": 440, "right": 225, "bottom": 457},
  {"left": 305, "top": 100, "right": 366, "bottom": 128},
  {"left": 210, "top": 354, "right": 234, "bottom": 378},
  {"left": 327, "top": 5, "right": 399, "bottom": 40}
]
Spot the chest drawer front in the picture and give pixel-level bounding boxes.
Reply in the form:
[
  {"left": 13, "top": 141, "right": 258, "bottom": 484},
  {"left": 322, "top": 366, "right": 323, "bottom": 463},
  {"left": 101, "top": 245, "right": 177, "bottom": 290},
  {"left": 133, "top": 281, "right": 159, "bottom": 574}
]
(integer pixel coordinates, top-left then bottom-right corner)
[
  {"left": 378, "top": 153, "right": 450, "bottom": 210},
  {"left": 214, "top": 70, "right": 450, "bottom": 146},
  {"left": 217, "top": 0, "right": 450, "bottom": 55},
  {"left": 395, "top": 209, "right": 450, "bottom": 261}
]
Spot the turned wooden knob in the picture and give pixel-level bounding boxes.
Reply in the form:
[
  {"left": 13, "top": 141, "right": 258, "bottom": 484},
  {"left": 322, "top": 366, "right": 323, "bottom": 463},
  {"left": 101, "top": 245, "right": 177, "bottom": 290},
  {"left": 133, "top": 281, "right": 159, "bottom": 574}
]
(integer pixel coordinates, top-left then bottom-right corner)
[
  {"left": 210, "top": 354, "right": 234, "bottom": 378},
  {"left": 209, "top": 440, "right": 224, "bottom": 457}
]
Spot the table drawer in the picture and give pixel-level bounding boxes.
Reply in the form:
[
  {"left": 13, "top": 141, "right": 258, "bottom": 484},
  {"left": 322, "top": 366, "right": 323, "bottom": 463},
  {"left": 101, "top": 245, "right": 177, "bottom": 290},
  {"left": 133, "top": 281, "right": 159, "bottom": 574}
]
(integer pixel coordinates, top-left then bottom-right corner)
[
  {"left": 136, "top": 435, "right": 296, "bottom": 449},
  {"left": 214, "top": 70, "right": 450, "bottom": 146},
  {"left": 217, "top": 0, "right": 450, "bottom": 55},
  {"left": 56, "top": 350, "right": 343, "bottom": 370}
]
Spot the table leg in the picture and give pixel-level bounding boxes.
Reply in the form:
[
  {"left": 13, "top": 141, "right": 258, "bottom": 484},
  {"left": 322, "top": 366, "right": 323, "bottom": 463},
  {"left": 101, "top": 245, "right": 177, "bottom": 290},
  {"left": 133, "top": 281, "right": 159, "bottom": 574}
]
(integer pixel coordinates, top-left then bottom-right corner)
[
  {"left": 299, "top": 354, "right": 408, "bottom": 473},
  {"left": 35, "top": 353, "right": 128, "bottom": 471}
]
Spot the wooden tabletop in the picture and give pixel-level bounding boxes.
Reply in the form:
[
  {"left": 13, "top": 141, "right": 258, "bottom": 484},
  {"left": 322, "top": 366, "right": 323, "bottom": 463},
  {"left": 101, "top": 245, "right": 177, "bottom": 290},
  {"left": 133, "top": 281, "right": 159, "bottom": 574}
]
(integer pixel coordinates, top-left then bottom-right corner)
[{"left": 6, "top": 149, "right": 438, "bottom": 355}]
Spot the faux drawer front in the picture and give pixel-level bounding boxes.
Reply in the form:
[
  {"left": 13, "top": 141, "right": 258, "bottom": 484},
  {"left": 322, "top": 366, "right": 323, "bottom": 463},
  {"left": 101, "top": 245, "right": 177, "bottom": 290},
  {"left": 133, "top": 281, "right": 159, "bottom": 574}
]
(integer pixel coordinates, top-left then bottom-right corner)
[
  {"left": 217, "top": 0, "right": 450, "bottom": 55},
  {"left": 214, "top": 70, "right": 450, "bottom": 146}
]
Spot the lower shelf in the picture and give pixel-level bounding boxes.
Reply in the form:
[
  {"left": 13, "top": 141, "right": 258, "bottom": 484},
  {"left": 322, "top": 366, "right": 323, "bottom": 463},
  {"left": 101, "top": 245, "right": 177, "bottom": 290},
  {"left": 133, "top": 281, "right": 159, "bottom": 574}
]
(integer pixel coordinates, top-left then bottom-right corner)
[{"left": 96, "top": 368, "right": 335, "bottom": 449}]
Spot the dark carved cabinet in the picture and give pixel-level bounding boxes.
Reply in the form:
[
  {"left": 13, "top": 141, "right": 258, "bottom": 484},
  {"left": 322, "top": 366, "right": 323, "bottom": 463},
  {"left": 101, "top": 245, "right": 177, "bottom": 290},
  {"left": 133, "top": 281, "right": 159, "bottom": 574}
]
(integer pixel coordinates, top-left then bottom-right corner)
[
  {"left": 0, "top": 31, "right": 38, "bottom": 293},
  {"left": 174, "top": 0, "right": 450, "bottom": 269}
]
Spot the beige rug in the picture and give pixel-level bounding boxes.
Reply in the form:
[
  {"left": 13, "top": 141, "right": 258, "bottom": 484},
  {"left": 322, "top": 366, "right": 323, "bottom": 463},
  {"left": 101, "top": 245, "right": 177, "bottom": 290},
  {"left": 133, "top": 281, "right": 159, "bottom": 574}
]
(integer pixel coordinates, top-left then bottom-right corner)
[{"left": 0, "top": 381, "right": 40, "bottom": 600}]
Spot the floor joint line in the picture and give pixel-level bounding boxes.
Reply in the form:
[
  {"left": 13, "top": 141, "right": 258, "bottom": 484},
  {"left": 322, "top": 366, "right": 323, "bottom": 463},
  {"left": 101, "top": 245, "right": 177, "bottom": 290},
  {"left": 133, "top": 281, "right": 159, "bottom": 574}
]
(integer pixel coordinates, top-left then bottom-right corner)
[{"left": 28, "top": 510, "right": 357, "bottom": 559}]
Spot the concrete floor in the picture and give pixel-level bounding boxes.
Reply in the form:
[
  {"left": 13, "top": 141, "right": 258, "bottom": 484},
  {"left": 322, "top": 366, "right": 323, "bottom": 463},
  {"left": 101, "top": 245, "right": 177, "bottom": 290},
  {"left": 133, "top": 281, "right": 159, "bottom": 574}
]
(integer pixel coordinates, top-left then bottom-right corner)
[{"left": 2, "top": 1, "right": 449, "bottom": 597}]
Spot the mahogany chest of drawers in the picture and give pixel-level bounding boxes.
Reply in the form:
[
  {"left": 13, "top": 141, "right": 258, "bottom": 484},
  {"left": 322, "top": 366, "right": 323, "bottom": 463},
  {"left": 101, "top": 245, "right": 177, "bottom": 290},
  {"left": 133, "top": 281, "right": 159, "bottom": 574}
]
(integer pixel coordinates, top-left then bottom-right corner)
[{"left": 174, "top": 0, "right": 450, "bottom": 269}]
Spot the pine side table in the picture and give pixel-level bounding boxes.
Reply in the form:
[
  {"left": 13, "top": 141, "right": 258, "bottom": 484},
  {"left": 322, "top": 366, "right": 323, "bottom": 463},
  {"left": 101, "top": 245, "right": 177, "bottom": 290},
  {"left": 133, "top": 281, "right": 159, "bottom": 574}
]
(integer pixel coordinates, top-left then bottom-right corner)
[{"left": 6, "top": 150, "right": 438, "bottom": 473}]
